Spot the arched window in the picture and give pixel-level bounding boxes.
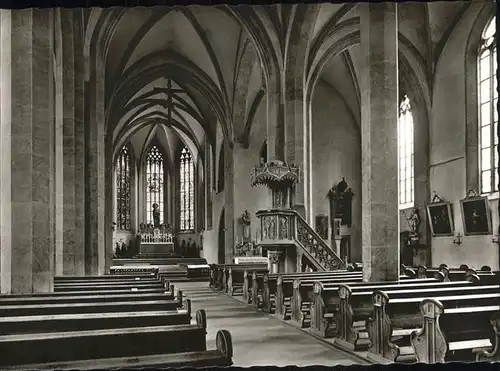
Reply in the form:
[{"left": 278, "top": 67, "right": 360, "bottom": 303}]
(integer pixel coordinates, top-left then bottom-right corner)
[
  {"left": 116, "top": 145, "right": 132, "bottom": 230},
  {"left": 478, "top": 16, "right": 497, "bottom": 194},
  {"left": 146, "top": 145, "right": 164, "bottom": 225},
  {"left": 180, "top": 147, "right": 194, "bottom": 230},
  {"left": 398, "top": 95, "right": 414, "bottom": 208}
]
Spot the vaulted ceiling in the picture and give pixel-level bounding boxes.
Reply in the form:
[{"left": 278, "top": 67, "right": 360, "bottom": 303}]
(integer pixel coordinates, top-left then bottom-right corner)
[{"left": 87, "top": 2, "right": 480, "bottom": 163}]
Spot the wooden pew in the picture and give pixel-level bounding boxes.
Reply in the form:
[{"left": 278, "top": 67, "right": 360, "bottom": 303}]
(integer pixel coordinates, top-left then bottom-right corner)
[
  {"left": 365, "top": 282, "right": 500, "bottom": 363},
  {"left": 225, "top": 264, "right": 267, "bottom": 296},
  {"left": 55, "top": 273, "right": 158, "bottom": 282},
  {"left": 475, "top": 311, "right": 500, "bottom": 361},
  {"left": 241, "top": 268, "right": 269, "bottom": 304},
  {"left": 53, "top": 280, "right": 167, "bottom": 293},
  {"left": 332, "top": 276, "right": 483, "bottom": 352},
  {"left": 1, "top": 329, "right": 234, "bottom": 369},
  {"left": 410, "top": 297, "right": 500, "bottom": 363},
  {"left": 0, "top": 290, "right": 184, "bottom": 317},
  {"left": 290, "top": 274, "right": 425, "bottom": 329},
  {"left": 0, "top": 300, "right": 192, "bottom": 335},
  {"left": 310, "top": 274, "right": 464, "bottom": 341},
  {"left": 0, "top": 309, "right": 214, "bottom": 367},
  {"left": 276, "top": 272, "right": 364, "bottom": 320},
  {"left": 414, "top": 265, "right": 493, "bottom": 282},
  {"left": 260, "top": 271, "right": 355, "bottom": 314},
  {"left": 0, "top": 292, "right": 175, "bottom": 305}
]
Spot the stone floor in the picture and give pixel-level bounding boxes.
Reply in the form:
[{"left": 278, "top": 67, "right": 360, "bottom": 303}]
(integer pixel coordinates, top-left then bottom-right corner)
[{"left": 175, "top": 282, "right": 369, "bottom": 367}]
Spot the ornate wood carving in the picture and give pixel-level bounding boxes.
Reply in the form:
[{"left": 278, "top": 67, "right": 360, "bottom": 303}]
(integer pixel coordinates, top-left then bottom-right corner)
[
  {"left": 476, "top": 311, "right": 500, "bottom": 361},
  {"left": 337, "top": 285, "right": 355, "bottom": 344},
  {"left": 410, "top": 299, "right": 447, "bottom": 363},
  {"left": 327, "top": 178, "right": 354, "bottom": 227},
  {"left": 367, "top": 291, "right": 400, "bottom": 361}
]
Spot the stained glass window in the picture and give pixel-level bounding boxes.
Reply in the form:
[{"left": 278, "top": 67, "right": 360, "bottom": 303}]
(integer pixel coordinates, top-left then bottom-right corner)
[
  {"left": 398, "top": 95, "right": 414, "bottom": 208},
  {"left": 180, "top": 147, "right": 194, "bottom": 230},
  {"left": 116, "top": 145, "right": 132, "bottom": 230},
  {"left": 479, "top": 16, "right": 498, "bottom": 194},
  {"left": 146, "top": 145, "right": 164, "bottom": 225}
]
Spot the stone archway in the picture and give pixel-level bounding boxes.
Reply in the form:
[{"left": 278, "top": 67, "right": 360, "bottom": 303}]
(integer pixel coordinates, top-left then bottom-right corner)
[{"left": 218, "top": 208, "right": 226, "bottom": 264}]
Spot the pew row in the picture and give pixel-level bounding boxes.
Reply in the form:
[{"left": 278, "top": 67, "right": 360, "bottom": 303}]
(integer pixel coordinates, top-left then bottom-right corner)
[
  {"left": 0, "top": 290, "right": 184, "bottom": 317},
  {"left": 55, "top": 272, "right": 159, "bottom": 282},
  {"left": 310, "top": 275, "right": 475, "bottom": 343},
  {"left": 0, "top": 301, "right": 192, "bottom": 335},
  {"left": 290, "top": 275, "right": 436, "bottom": 329},
  {"left": 364, "top": 283, "right": 500, "bottom": 363},
  {"left": 0, "top": 309, "right": 233, "bottom": 369},
  {"left": 260, "top": 271, "right": 359, "bottom": 315},
  {"left": 410, "top": 298, "right": 500, "bottom": 363}
]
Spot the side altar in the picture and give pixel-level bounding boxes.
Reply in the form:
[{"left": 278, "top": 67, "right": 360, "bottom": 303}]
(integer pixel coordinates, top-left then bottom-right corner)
[{"left": 138, "top": 223, "right": 175, "bottom": 256}]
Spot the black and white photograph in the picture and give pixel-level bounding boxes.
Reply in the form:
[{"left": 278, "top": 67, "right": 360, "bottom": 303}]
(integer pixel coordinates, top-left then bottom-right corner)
[{"left": 0, "top": 0, "right": 497, "bottom": 369}]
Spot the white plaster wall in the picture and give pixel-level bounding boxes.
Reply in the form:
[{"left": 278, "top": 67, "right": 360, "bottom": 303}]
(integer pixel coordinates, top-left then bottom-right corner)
[
  {"left": 311, "top": 79, "right": 362, "bottom": 261},
  {"left": 430, "top": 6, "right": 499, "bottom": 270}
]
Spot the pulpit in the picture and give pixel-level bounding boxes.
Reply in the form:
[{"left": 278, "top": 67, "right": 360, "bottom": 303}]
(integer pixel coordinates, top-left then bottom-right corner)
[{"left": 138, "top": 223, "right": 175, "bottom": 257}]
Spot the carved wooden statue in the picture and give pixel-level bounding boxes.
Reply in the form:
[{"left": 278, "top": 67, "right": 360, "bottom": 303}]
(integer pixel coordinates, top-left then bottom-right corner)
[{"left": 152, "top": 203, "right": 160, "bottom": 228}]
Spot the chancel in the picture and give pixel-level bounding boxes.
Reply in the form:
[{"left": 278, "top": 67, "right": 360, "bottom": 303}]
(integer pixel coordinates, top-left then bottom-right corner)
[{"left": 0, "top": 1, "right": 498, "bottom": 369}]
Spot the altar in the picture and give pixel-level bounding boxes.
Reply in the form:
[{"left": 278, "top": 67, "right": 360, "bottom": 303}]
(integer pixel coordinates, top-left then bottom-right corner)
[{"left": 138, "top": 223, "right": 175, "bottom": 257}]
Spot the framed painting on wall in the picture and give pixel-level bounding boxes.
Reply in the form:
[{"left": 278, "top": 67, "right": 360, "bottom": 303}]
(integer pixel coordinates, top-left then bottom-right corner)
[
  {"left": 460, "top": 194, "right": 492, "bottom": 236},
  {"left": 426, "top": 201, "right": 454, "bottom": 237}
]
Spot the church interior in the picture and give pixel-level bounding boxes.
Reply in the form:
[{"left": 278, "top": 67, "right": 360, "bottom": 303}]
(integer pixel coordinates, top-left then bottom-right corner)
[{"left": 0, "top": 1, "right": 498, "bottom": 368}]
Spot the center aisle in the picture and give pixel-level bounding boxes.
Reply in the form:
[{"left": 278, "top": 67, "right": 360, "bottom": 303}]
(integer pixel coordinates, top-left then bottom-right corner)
[{"left": 175, "top": 282, "right": 367, "bottom": 367}]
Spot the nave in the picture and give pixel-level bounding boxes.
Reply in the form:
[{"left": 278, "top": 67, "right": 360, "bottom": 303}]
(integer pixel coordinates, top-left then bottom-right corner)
[{"left": 175, "top": 281, "right": 366, "bottom": 367}]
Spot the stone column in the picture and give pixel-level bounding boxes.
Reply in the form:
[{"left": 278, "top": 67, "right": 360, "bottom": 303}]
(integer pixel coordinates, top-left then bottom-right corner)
[
  {"left": 296, "top": 250, "right": 303, "bottom": 273},
  {"left": 0, "top": 9, "right": 54, "bottom": 293},
  {"left": 360, "top": 3, "right": 400, "bottom": 282},
  {"left": 266, "top": 76, "right": 285, "bottom": 161},
  {"left": 61, "top": 9, "right": 77, "bottom": 275},
  {"left": 223, "top": 141, "right": 235, "bottom": 264},
  {"left": 73, "top": 9, "right": 86, "bottom": 276},
  {"left": 267, "top": 250, "right": 282, "bottom": 274},
  {"left": 85, "top": 49, "right": 106, "bottom": 275}
]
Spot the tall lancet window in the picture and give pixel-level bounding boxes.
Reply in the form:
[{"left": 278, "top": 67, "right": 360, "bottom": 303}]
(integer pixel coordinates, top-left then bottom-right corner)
[
  {"left": 180, "top": 147, "right": 194, "bottom": 230},
  {"left": 398, "top": 95, "right": 414, "bottom": 208},
  {"left": 146, "top": 145, "right": 164, "bottom": 225},
  {"left": 479, "top": 16, "right": 498, "bottom": 194},
  {"left": 116, "top": 145, "right": 132, "bottom": 230}
]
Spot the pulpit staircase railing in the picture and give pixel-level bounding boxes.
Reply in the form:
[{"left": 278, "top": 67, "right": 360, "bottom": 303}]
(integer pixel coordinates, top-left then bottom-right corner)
[{"left": 293, "top": 211, "right": 346, "bottom": 271}]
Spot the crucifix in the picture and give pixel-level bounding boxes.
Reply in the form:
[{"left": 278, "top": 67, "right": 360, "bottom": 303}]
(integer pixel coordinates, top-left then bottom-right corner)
[{"left": 153, "top": 78, "right": 185, "bottom": 124}]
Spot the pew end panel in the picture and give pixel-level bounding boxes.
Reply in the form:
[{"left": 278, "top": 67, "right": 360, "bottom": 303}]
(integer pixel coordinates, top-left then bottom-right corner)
[
  {"left": 476, "top": 311, "right": 500, "bottom": 362},
  {"left": 195, "top": 309, "right": 207, "bottom": 333},
  {"left": 410, "top": 299, "right": 448, "bottom": 363},
  {"left": 404, "top": 268, "right": 416, "bottom": 279},
  {"left": 366, "top": 290, "right": 416, "bottom": 364},
  {"left": 216, "top": 329, "right": 233, "bottom": 362},
  {"left": 262, "top": 273, "right": 271, "bottom": 312},
  {"left": 310, "top": 281, "right": 337, "bottom": 338}
]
